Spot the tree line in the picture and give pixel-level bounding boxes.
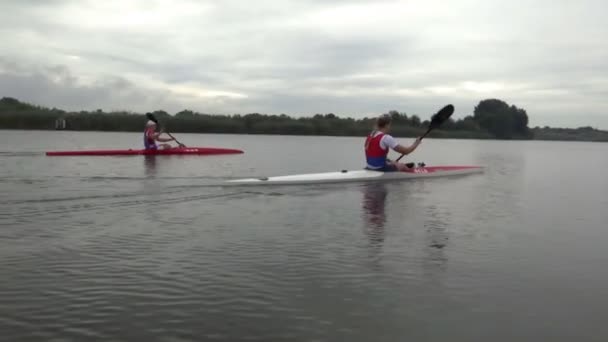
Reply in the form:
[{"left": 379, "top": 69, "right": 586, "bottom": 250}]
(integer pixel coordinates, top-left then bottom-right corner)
[{"left": 1, "top": 96, "right": 606, "bottom": 141}]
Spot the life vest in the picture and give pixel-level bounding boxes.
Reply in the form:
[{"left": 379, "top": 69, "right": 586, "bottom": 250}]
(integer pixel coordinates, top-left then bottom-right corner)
[
  {"left": 365, "top": 131, "right": 388, "bottom": 169},
  {"left": 144, "top": 126, "right": 157, "bottom": 149}
]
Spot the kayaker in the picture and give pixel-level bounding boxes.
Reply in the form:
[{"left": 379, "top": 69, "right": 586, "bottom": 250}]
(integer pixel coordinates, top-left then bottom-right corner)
[
  {"left": 144, "top": 120, "right": 175, "bottom": 150},
  {"left": 365, "top": 114, "right": 422, "bottom": 171}
]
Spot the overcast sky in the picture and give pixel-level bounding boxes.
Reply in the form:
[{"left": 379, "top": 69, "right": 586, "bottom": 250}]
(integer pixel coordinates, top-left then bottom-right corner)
[{"left": 1, "top": 0, "right": 606, "bottom": 128}]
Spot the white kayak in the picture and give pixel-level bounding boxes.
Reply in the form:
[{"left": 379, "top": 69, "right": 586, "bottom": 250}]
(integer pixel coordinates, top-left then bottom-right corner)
[{"left": 226, "top": 165, "right": 483, "bottom": 186}]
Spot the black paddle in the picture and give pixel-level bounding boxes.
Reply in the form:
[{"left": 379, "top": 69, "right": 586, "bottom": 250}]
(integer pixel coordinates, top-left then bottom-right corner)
[
  {"left": 395, "top": 104, "right": 454, "bottom": 162},
  {"left": 146, "top": 113, "right": 186, "bottom": 147}
]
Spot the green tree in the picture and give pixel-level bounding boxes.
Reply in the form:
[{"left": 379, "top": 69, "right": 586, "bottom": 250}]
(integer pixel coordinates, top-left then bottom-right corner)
[
  {"left": 473, "top": 99, "right": 530, "bottom": 139},
  {"left": 176, "top": 110, "right": 196, "bottom": 117},
  {"left": 409, "top": 115, "right": 421, "bottom": 127}
]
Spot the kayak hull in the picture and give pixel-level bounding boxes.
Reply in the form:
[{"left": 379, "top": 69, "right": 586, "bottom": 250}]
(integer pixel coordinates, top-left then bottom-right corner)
[
  {"left": 46, "top": 147, "right": 243, "bottom": 156},
  {"left": 227, "top": 166, "right": 483, "bottom": 186}
]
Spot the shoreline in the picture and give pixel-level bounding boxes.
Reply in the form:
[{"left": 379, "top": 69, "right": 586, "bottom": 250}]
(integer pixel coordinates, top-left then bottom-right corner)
[{"left": 1, "top": 128, "right": 606, "bottom": 143}]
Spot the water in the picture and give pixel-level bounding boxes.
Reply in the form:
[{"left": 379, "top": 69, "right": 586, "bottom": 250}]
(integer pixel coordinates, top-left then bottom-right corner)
[{"left": 1, "top": 130, "right": 608, "bottom": 341}]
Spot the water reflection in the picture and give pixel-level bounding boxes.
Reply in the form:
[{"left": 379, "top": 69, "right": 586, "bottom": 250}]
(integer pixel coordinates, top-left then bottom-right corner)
[
  {"left": 423, "top": 205, "right": 449, "bottom": 268},
  {"left": 360, "top": 181, "right": 450, "bottom": 273},
  {"left": 142, "top": 156, "right": 164, "bottom": 222},
  {"left": 144, "top": 155, "right": 157, "bottom": 177},
  {"left": 360, "top": 183, "right": 388, "bottom": 246}
]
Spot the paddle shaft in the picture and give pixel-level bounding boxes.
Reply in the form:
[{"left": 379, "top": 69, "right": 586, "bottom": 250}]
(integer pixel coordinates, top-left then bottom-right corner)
[{"left": 166, "top": 132, "right": 185, "bottom": 147}]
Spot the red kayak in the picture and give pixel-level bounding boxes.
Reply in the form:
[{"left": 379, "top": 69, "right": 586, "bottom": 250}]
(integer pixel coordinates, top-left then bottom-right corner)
[{"left": 46, "top": 147, "right": 244, "bottom": 156}]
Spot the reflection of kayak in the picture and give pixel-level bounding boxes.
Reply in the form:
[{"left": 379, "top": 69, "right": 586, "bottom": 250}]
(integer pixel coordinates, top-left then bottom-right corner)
[
  {"left": 46, "top": 147, "right": 244, "bottom": 156},
  {"left": 226, "top": 166, "right": 483, "bottom": 186}
]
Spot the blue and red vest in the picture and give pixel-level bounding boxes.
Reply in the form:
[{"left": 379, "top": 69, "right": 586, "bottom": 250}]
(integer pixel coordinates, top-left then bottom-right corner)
[
  {"left": 144, "top": 127, "right": 157, "bottom": 149},
  {"left": 365, "top": 131, "right": 388, "bottom": 169}
]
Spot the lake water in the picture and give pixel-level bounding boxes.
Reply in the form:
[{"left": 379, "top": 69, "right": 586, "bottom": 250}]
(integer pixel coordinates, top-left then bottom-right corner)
[{"left": 1, "top": 130, "right": 608, "bottom": 341}]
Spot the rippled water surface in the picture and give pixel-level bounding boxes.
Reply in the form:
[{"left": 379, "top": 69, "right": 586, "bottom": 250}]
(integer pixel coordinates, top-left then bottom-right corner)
[{"left": 1, "top": 130, "right": 608, "bottom": 341}]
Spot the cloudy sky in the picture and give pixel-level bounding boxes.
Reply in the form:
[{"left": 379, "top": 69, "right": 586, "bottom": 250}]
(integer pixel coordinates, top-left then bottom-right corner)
[{"left": 0, "top": 0, "right": 606, "bottom": 128}]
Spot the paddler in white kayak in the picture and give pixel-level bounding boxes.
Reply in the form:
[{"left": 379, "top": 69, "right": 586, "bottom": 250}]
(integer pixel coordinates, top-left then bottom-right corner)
[
  {"left": 144, "top": 119, "right": 176, "bottom": 150},
  {"left": 365, "top": 114, "right": 422, "bottom": 171}
]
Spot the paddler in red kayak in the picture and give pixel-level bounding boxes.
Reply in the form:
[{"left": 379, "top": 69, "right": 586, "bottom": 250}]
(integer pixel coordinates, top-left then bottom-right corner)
[
  {"left": 144, "top": 119, "right": 176, "bottom": 150},
  {"left": 365, "top": 114, "right": 422, "bottom": 171}
]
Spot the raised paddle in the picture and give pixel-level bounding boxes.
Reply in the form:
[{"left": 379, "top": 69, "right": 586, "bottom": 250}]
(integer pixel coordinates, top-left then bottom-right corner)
[
  {"left": 146, "top": 113, "right": 186, "bottom": 147},
  {"left": 395, "top": 104, "right": 454, "bottom": 162}
]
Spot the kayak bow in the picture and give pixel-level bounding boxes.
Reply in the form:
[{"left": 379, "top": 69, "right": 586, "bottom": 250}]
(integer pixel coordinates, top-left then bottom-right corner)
[
  {"left": 227, "top": 165, "right": 483, "bottom": 186},
  {"left": 46, "top": 147, "right": 244, "bottom": 156}
]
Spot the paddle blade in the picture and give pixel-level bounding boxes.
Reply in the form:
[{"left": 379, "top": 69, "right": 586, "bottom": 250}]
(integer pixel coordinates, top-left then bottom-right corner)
[
  {"left": 419, "top": 104, "right": 454, "bottom": 140},
  {"left": 429, "top": 104, "right": 454, "bottom": 129}
]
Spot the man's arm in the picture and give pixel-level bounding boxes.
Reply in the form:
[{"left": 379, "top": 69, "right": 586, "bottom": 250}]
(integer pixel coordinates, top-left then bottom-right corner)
[
  {"left": 150, "top": 132, "right": 175, "bottom": 143},
  {"left": 392, "top": 137, "right": 422, "bottom": 155}
]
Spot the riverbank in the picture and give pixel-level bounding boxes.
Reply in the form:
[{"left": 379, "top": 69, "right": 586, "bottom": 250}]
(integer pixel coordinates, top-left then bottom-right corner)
[{"left": 2, "top": 97, "right": 607, "bottom": 142}]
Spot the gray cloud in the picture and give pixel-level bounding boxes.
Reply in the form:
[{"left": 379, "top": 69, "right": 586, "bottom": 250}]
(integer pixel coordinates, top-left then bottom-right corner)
[{"left": 0, "top": 0, "right": 607, "bottom": 128}]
